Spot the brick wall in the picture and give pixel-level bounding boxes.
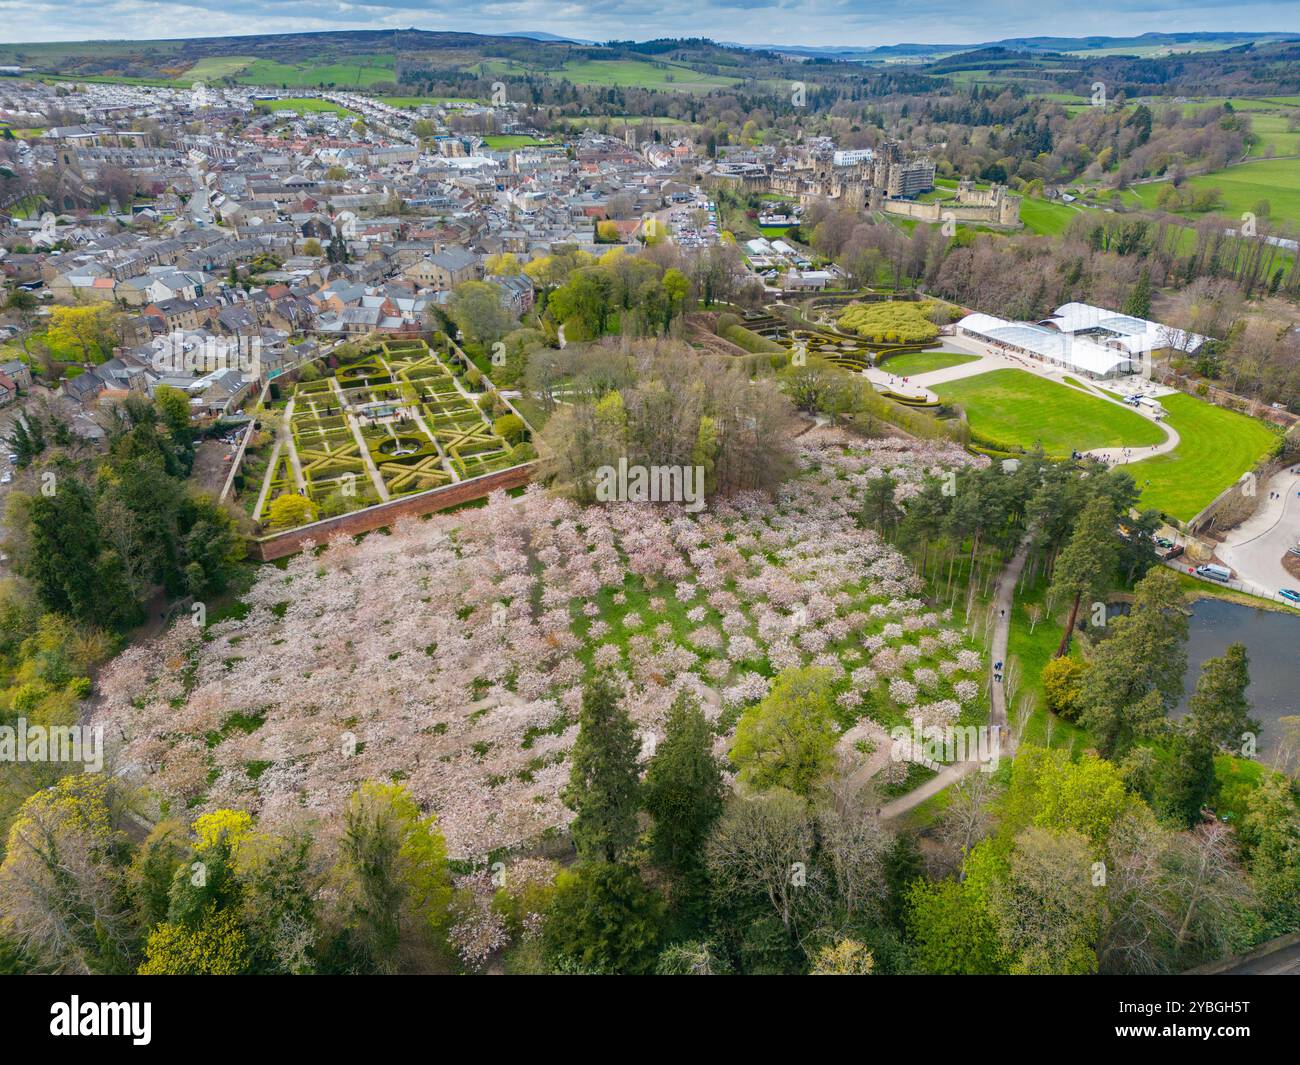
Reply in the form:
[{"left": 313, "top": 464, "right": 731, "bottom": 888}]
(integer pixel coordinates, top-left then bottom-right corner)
[{"left": 253, "top": 463, "right": 537, "bottom": 561}]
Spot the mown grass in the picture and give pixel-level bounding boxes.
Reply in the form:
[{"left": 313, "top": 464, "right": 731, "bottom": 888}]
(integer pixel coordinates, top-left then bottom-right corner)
[
  {"left": 1017, "top": 195, "right": 1095, "bottom": 235},
  {"left": 256, "top": 98, "right": 353, "bottom": 116},
  {"left": 1126, "top": 392, "right": 1280, "bottom": 522},
  {"left": 933, "top": 369, "right": 1166, "bottom": 456},
  {"left": 481, "top": 134, "right": 551, "bottom": 150},
  {"left": 880, "top": 350, "right": 979, "bottom": 376}
]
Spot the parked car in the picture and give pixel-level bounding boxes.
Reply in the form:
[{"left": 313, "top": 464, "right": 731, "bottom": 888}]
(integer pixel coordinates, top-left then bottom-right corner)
[
  {"left": 1195, "top": 564, "right": 1233, "bottom": 583},
  {"left": 1280, "top": 589, "right": 1300, "bottom": 605}
]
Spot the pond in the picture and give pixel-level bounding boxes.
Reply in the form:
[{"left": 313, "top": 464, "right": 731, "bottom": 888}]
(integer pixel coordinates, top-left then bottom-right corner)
[{"left": 1174, "top": 597, "right": 1300, "bottom": 758}]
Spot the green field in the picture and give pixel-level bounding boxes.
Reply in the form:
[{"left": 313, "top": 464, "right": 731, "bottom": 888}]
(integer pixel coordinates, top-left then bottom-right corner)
[
  {"left": 477, "top": 57, "right": 740, "bottom": 93},
  {"left": 1245, "top": 113, "right": 1300, "bottom": 157},
  {"left": 481, "top": 134, "right": 551, "bottom": 150},
  {"left": 1125, "top": 392, "right": 1280, "bottom": 521},
  {"left": 933, "top": 369, "right": 1167, "bottom": 456},
  {"left": 1018, "top": 196, "right": 1096, "bottom": 235},
  {"left": 256, "top": 98, "right": 353, "bottom": 116},
  {"left": 1126, "top": 158, "right": 1300, "bottom": 228},
  {"left": 557, "top": 114, "right": 690, "bottom": 128},
  {"left": 377, "top": 96, "right": 479, "bottom": 109},
  {"left": 1148, "top": 97, "right": 1300, "bottom": 155},
  {"left": 879, "top": 350, "right": 979, "bottom": 375},
  {"left": 236, "top": 56, "right": 397, "bottom": 88},
  {"left": 183, "top": 55, "right": 258, "bottom": 81}
]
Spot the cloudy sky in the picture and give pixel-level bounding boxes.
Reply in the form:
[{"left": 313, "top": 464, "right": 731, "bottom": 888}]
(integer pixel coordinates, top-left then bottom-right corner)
[{"left": 0, "top": 0, "right": 1297, "bottom": 48}]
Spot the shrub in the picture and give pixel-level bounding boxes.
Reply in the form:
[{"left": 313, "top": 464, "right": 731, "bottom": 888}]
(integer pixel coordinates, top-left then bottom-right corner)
[
  {"left": 722, "top": 324, "right": 784, "bottom": 354},
  {"left": 838, "top": 301, "right": 940, "bottom": 344},
  {"left": 493, "top": 414, "right": 526, "bottom": 445},
  {"left": 267, "top": 493, "right": 317, "bottom": 530},
  {"left": 542, "top": 863, "right": 663, "bottom": 975},
  {"left": 1042, "top": 656, "right": 1089, "bottom": 722}
]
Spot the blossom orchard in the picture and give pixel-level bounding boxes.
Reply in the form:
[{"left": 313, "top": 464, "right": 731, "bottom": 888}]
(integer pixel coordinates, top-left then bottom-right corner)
[{"left": 95, "top": 431, "right": 989, "bottom": 858}]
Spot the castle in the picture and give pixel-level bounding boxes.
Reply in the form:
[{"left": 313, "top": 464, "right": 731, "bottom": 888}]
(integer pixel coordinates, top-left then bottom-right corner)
[{"left": 718, "top": 140, "right": 1020, "bottom": 228}]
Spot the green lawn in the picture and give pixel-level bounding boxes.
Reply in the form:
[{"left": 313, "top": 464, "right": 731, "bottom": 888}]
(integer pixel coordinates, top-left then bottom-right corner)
[
  {"left": 880, "top": 350, "right": 980, "bottom": 375},
  {"left": 1126, "top": 158, "right": 1300, "bottom": 229},
  {"left": 1125, "top": 392, "right": 1280, "bottom": 522},
  {"left": 481, "top": 134, "right": 551, "bottom": 150},
  {"left": 1018, "top": 196, "right": 1094, "bottom": 235},
  {"left": 256, "top": 98, "right": 353, "bottom": 116},
  {"left": 1007, "top": 569, "right": 1090, "bottom": 752},
  {"left": 933, "top": 369, "right": 1167, "bottom": 456}
]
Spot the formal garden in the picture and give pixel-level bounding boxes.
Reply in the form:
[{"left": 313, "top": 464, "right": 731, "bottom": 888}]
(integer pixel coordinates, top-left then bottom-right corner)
[
  {"left": 248, "top": 336, "right": 535, "bottom": 529},
  {"left": 95, "top": 432, "right": 990, "bottom": 859}
]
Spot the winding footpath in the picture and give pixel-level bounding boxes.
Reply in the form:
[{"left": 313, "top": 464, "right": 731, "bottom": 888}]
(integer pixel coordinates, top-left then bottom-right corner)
[{"left": 878, "top": 539, "right": 1028, "bottom": 821}]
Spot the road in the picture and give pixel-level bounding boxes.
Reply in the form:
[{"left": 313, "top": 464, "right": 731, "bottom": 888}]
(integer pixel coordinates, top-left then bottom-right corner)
[{"left": 1216, "top": 464, "right": 1300, "bottom": 599}]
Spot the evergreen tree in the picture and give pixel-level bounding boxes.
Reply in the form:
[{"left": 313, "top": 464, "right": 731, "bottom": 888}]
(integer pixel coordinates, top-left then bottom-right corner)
[
  {"left": 4, "top": 413, "right": 45, "bottom": 467},
  {"left": 1123, "top": 269, "right": 1152, "bottom": 319},
  {"left": 1159, "top": 730, "right": 1218, "bottom": 829},
  {"left": 1078, "top": 568, "right": 1188, "bottom": 757},
  {"left": 643, "top": 691, "right": 725, "bottom": 872},
  {"left": 1241, "top": 776, "right": 1300, "bottom": 938},
  {"left": 563, "top": 672, "right": 642, "bottom": 862},
  {"left": 1186, "top": 642, "right": 1255, "bottom": 750},
  {"left": 1049, "top": 493, "right": 1120, "bottom": 657},
  {"left": 861, "top": 472, "right": 902, "bottom": 539},
  {"left": 542, "top": 863, "right": 663, "bottom": 974},
  {"left": 24, "top": 473, "right": 139, "bottom": 628}
]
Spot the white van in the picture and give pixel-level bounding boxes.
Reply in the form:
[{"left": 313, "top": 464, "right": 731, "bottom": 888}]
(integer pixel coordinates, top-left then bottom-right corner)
[{"left": 1195, "top": 564, "right": 1232, "bottom": 583}]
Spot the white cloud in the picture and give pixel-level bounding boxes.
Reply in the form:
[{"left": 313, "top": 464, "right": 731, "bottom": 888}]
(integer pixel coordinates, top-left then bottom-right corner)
[{"left": 0, "top": 0, "right": 1296, "bottom": 47}]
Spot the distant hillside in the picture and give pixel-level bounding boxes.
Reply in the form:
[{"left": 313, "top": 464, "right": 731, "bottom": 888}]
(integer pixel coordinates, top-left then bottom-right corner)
[
  {"left": 750, "top": 30, "right": 1295, "bottom": 63},
  {"left": 0, "top": 29, "right": 770, "bottom": 91},
  {"left": 1, "top": 28, "right": 1295, "bottom": 101}
]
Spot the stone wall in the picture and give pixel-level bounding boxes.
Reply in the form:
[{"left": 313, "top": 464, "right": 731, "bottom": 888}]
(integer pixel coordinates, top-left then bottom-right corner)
[
  {"left": 881, "top": 186, "right": 1021, "bottom": 227},
  {"left": 252, "top": 462, "right": 537, "bottom": 561}
]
